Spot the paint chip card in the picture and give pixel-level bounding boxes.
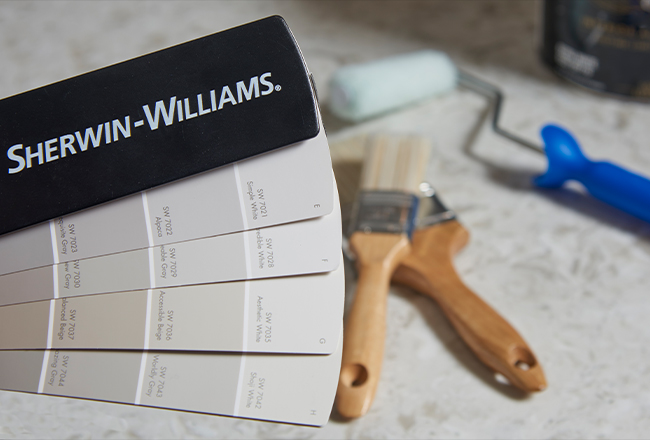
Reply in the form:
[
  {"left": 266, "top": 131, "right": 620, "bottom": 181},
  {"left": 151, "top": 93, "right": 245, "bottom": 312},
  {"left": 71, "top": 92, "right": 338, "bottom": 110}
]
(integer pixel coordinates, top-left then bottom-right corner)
[
  {"left": 0, "top": 263, "right": 344, "bottom": 354},
  {"left": 0, "top": 330, "right": 342, "bottom": 426}
]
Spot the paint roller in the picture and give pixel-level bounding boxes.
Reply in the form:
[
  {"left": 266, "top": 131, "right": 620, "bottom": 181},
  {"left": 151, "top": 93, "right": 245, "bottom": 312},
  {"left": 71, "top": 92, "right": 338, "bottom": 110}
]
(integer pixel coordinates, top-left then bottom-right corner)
[{"left": 329, "top": 50, "right": 650, "bottom": 224}]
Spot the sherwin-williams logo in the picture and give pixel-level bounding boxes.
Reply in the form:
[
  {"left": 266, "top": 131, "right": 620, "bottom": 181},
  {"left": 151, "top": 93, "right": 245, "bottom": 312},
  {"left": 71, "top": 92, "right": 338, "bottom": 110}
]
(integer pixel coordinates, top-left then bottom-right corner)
[{"left": 5, "top": 72, "right": 279, "bottom": 175}]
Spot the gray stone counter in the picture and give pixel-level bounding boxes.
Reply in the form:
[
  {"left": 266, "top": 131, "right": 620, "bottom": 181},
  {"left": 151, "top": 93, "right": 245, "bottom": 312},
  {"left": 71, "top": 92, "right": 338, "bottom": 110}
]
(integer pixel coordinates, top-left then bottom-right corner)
[{"left": 1, "top": 1, "right": 649, "bottom": 438}]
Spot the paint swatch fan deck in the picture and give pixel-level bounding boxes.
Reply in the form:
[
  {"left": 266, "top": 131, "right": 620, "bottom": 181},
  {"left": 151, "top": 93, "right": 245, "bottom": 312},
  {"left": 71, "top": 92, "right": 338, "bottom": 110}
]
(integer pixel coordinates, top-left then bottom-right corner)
[{"left": 0, "top": 16, "right": 344, "bottom": 427}]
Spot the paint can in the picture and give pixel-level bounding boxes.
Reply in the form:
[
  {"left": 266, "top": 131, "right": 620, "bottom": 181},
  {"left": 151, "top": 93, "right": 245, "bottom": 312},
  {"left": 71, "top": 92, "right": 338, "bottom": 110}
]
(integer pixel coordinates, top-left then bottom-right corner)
[{"left": 541, "top": 0, "right": 650, "bottom": 99}]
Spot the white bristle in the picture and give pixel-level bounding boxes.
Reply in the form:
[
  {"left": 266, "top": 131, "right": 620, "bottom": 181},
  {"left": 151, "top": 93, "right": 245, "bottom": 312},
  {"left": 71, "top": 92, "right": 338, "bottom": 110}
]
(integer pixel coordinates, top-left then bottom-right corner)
[{"left": 359, "top": 134, "right": 430, "bottom": 193}]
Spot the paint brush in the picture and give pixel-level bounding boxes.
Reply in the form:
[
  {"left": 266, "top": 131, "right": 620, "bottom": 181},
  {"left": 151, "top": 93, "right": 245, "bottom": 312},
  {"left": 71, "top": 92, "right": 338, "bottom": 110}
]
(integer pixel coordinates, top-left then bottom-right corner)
[
  {"left": 336, "top": 134, "right": 429, "bottom": 418},
  {"left": 392, "top": 188, "right": 547, "bottom": 392}
]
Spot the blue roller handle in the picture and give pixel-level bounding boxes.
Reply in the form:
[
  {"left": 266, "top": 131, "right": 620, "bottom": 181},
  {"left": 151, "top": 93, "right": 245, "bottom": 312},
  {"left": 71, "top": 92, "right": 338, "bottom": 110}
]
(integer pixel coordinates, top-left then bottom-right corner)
[{"left": 534, "top": 124, "right": 650, "bottom": 223}]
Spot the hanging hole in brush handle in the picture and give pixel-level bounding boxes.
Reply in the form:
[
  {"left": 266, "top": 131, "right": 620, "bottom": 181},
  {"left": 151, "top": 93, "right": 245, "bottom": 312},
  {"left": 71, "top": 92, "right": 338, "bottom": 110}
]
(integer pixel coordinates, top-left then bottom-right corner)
[{"left": 534, "top": 124, "right": 650, "bottom": 224}]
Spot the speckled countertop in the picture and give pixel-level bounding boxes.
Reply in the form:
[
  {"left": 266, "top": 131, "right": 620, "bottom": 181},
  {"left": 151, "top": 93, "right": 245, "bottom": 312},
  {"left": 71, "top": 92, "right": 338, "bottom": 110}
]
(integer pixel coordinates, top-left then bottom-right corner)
[{"left": 2, "top": 1, "right": 650, "bottom": 438}]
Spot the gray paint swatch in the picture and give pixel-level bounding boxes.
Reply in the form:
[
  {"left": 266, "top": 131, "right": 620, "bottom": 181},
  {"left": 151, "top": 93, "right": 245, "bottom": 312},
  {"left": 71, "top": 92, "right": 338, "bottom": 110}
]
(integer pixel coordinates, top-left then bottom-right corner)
[
  {"left": 0, "top": 330, "right": 342, "bottom": 426},
  {"left": 0, "top": 264, "right": 344, "bottom": 354}
]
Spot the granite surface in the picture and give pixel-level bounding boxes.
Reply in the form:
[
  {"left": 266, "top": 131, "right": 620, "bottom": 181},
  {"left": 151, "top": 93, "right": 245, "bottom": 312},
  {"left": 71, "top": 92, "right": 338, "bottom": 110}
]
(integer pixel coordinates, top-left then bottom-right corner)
[{"left": 1, "top": 1, "right": 650, "bottom": 438}]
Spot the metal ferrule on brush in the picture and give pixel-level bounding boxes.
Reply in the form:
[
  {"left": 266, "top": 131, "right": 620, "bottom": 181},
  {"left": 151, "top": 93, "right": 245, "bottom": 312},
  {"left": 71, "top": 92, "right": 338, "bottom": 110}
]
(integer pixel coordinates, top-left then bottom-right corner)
[
  {"left": 350, "top": 190, "right": 419, "bottom": 238},
  {"left": 416, "top": 184, "right": 456, "bottom": 228}
]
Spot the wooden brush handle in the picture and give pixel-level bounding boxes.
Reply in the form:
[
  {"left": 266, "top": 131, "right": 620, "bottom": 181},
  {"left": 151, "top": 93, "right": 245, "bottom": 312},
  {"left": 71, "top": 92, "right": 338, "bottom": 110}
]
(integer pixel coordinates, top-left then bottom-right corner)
[
  {"left": 392, "top": 220, "right": 547, "bottom": 393},
  {"left": 336, "top": 232, "right": 411, "bottom": 418}
]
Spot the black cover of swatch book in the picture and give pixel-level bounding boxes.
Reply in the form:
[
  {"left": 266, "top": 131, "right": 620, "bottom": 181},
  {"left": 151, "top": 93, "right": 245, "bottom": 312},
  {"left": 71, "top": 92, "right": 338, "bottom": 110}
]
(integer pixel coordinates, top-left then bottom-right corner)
[{"left": 0, "top": 16, "right": 319, "bottom": 235}]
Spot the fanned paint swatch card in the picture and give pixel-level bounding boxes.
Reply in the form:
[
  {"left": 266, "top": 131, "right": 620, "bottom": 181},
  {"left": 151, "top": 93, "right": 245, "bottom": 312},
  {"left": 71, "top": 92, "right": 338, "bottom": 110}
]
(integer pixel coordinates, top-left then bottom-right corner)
[
  {"left": 0, "top": 189, "right": 340, "bottom": 307},
  {"left": 0, "top": 331, "right": 342, "bottom": 427},
  {"left": 0, "top": 263, "right": 344, "bottom": 354},
  {"left": 0, "top": 126, "right": 333, "bottom": 277}
]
